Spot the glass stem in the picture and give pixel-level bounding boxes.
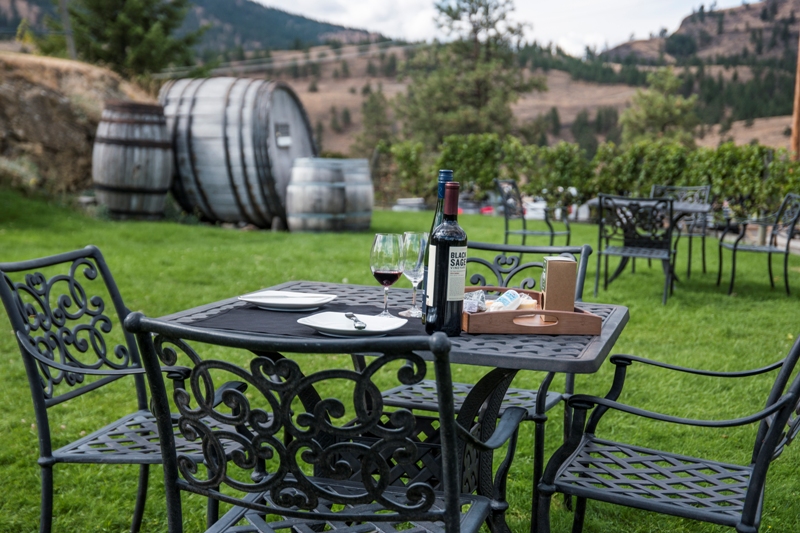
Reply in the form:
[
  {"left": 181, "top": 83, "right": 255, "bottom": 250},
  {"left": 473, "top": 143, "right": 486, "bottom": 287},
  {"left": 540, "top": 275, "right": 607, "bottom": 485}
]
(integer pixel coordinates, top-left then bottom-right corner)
[
  {"left": 383, "top": 286, "right": 389, "bottom": 314},
  {"left": 411, "top": 285, "right": 417, "bottom": 309}
]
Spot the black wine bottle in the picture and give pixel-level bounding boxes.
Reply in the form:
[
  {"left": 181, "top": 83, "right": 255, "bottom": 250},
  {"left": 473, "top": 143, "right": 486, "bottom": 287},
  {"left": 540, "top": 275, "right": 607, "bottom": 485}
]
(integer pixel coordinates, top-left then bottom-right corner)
[
  {"left": 420, "top": 169, "right": 453, "bottom": 324},
  {"left": 425, "top": 181, "right": 467, "bottom": 336}
]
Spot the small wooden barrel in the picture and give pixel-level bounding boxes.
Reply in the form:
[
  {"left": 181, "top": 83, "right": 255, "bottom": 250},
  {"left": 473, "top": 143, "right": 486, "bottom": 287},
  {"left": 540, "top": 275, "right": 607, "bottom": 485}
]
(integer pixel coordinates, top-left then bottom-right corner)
[
  {"left": 342, "top": 159, "right": 374, "bottom": 231},
  {"left": 286, "top": 158, "right": 347, "bottom": 232},
  {"left": 92, "top": 101, "right": 172, "bottom": 219}
]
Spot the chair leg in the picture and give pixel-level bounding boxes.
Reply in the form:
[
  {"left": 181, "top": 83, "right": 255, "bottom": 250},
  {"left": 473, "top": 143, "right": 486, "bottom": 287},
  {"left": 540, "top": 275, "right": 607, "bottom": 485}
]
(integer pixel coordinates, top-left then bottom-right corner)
[
  {"left": 687, "top": 237, "right": 693, "bottom": 280},
  {"left": 536, "top": 490, "right": 554, "bottom": 533},
  {"left": 631, "top": 258, "right": 636, "bottom": 274},
  {"left": 130, "top": 465, "right": 149, "bottom": 533},
  {"left": 768, "top": 253, "right": 775, "bottom": 289},
  {"left": 207, "top": 498, "right": 220, "bottom": 528},
  {"left": 40, "top": 464, "right": 53, "bottom": 533},
  {"left": 784, "top": 252, "right": 791, "bottom": 295},
  {"left": 661, "top": 259, "right": 670, "bottom": 305},
  {"left": 571, "top": 497, "right": 587, "bottom": 533},
  {"left": 728, "top": 249, "right": 737, "bottom": 295},
  {"left": 717, "top": 244, "right": 724, "bottom": 286},
  {"left": 701, "top": 234, "right": 707, "bottom": 273},
  {"left": 594, "top": 254, "right": 601, "bottom": 297},
  {"left": 603, "top": 255, "right": 609, "bottom": 290}
]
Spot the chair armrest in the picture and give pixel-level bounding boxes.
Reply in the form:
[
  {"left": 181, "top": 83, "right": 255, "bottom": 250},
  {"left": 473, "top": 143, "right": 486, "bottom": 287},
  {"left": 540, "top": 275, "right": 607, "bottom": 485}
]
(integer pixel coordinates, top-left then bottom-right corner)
[
  {"left": 609, "top": 353, "right": 784, "bottom": 378},
  {"left": 567, "top": 393, "right": 792, "bottom": 428},
  {"left": 455, "top": 406, "right": 526, "bottom": 452}
]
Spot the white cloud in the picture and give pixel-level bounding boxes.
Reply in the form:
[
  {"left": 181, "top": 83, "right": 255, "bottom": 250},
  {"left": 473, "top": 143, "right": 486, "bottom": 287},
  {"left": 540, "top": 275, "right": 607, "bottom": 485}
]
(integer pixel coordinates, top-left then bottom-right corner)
[{"left": 255, "top": 0, "right": 747, "bottom": 51}]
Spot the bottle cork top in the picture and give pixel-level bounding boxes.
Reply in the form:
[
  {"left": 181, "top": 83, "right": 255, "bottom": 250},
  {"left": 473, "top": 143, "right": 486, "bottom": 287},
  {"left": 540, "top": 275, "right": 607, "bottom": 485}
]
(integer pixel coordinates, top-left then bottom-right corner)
[{"left": 444, "top": 182, "right": 460, "bottom": 215}]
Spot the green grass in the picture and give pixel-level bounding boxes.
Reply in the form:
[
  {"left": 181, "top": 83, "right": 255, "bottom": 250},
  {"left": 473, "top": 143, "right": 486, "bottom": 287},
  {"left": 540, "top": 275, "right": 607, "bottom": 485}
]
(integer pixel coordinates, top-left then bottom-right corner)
[{"left": 1, "top": 187, "right": 799, "bottom": 533}]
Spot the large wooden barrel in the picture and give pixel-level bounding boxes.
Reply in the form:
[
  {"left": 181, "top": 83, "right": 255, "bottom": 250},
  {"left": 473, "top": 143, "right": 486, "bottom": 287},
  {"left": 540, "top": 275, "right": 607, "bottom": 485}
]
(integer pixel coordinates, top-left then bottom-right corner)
[
  {"left": 159, "top": 77, "right": 316, "bottom": 228},
  {"left": 341, "top": 159, "right": 374, "bottom": 231},
  {"left": 286, "top": 158, "right": 374, "bottom": 232},
  {"left": 286, "top": 158, "right": 346, "bottom": 232},
  {"left": 92, "top": 101, "right": 172, "bottom": 219}
]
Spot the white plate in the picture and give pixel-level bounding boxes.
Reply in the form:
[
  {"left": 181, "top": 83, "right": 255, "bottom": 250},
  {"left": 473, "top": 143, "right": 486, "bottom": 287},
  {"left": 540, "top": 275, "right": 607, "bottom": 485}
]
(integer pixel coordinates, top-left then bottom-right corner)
[
  {"left": 238, "top": 290, "right": 337, "bottom": 312},
  {"left": 297, "top": 312, "right": 407, "bottom": 337}
]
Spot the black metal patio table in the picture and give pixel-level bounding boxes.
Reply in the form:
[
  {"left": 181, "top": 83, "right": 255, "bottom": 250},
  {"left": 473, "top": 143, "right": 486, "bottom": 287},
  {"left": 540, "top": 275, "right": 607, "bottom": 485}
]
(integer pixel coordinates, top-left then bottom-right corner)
[{"left": 157, "top": 280, "right": 629, "bottom": 533}]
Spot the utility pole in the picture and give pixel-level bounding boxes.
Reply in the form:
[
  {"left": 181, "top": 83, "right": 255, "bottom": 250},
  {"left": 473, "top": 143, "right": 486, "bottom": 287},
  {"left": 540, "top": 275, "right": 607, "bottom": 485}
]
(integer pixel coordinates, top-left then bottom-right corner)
[
  {"left": 791, "top": 32, "right": 800, "bottom": 159},
  {"left": 58, "top": 0, "right": 76, "bottom": 60}
]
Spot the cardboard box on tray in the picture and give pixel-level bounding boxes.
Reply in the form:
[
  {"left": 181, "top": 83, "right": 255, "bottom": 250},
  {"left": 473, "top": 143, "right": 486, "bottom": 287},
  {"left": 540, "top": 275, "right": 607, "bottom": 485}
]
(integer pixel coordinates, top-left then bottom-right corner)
[{"left": 541, "top": 256, "right": 577, "bottom": 322}]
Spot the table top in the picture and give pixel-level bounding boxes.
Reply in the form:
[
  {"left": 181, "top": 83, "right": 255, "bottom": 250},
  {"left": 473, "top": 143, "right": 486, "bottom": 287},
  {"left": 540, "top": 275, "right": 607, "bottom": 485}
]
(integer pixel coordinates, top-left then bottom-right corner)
[
  {"left": 586, "top": 196, "right": 711, "bottom": 215},
  {"left": 158, "top": 281, "right": 629, "bottom": 374}
]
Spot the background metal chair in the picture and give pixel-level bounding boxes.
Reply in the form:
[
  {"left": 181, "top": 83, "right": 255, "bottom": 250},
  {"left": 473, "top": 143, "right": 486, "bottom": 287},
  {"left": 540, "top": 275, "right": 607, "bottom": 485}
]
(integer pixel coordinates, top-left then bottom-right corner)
[
  {"left": 717, "top": 193, "right": 800, "bottom": 295},
  {"left": 651, "top": 185, "right": 711, "bottom": 278},
  {"left": 536, "top": 337, "right": 800, "bottom": 533},
  {"left": 495, "top": 178, "right": 571, "bottom": 247},
  {"left": 126, "top": 313, "right": 526, "bottom": 533},
  {"left": 594, "top": 194, "right": 676, "bottom": 305},
  {"left": 0, "top": 246, "right": 237, "bottom": 533}
]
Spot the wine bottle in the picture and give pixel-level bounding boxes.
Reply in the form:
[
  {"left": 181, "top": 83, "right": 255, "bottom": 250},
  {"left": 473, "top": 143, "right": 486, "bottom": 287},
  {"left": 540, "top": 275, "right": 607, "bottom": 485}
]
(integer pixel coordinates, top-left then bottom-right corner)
[
  {"left": 425, "top": 181, "right": 467, "bottom": 336},
  {"left": 421, "top": 169, "right": 453, "bottom": 324}
]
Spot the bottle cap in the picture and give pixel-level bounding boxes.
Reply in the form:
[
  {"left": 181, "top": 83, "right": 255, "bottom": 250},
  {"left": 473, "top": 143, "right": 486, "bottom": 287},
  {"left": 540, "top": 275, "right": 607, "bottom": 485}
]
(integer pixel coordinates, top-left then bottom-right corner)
[
  {"left": 438, "top": 169, "right": 453, "bottom": 182},
  {"left": 444, "top": 182, "right": 460, "bottom": 215}
]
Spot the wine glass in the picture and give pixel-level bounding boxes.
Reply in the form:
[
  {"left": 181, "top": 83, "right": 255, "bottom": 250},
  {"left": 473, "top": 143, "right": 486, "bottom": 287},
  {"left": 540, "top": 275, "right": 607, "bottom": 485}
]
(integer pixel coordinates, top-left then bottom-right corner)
[
  {"left": 370, "top": 233, "right": 403, "bottom": 317},
  {"left": 399, "top": 231, "right": 428, "bottom": 318}
]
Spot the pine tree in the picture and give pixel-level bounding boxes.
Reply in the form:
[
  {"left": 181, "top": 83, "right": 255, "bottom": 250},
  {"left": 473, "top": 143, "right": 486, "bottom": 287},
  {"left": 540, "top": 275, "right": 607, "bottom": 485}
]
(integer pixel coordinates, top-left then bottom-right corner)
[
  {"left": 396, "top": 0, "right": 545, "bottom": 149},
  {"left": 352, "top": 86, "right": 392, "bottom": 156},
  {"left": 63, "top": 0, "right": 204, "bottom": 76},
  {"left": 620, "top": 67, "right": 698, "bottom": 147}
]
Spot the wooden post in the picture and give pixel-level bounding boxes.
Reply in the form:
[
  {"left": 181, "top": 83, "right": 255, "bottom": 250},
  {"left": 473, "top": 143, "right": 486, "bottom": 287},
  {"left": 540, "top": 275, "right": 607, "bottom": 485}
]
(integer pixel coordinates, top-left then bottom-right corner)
[
  {"left": 58, "top": 0, "right": 76, "bottom": 60},
  {"left": 791, "top": 33, "right": 800, "bottom": 160}
]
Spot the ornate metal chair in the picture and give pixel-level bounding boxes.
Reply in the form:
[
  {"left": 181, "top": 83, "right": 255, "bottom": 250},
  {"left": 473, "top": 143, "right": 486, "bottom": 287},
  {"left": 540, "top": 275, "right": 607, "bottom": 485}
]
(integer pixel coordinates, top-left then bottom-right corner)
[
  {"left": 594, "top": 194, "right": 676, "bottom": 305},
  {"left": 536, "top": 337, "right": 800, "bottom": 533},
  {"left": 495, "top": 179, "right": 571, "bottom": 247},
  {"left": 651, "top": 185, "right": 711, "bottom": 278},
  {"left": 0, "top": 246, "right": 240, "bottom": 533},
  {"left": 125, "top": 313, "right": 527, "bottom": 533},
  {"left": 717, "top": 193, "right": 800, "bottom": 295}
]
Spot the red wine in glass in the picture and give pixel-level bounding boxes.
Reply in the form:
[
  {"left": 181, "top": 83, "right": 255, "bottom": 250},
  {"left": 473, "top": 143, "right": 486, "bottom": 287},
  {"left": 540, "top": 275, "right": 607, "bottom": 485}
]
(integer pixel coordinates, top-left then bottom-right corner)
[
  {"left": 370, "top": 233, "right": 403, "bottom": 317},
  {"left": 373, "top": 270, "right": 403, "bottom": 286}
]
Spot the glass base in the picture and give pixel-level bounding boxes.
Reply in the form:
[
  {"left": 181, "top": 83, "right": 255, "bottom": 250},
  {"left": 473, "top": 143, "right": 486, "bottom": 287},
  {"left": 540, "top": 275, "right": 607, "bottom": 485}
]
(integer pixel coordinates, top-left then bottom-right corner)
[
  {"left": 398, "top": 306, "right": 422, "bottom": 318},
  {"left": 377, "top": 310, "right": 394, "bottom": 318}
]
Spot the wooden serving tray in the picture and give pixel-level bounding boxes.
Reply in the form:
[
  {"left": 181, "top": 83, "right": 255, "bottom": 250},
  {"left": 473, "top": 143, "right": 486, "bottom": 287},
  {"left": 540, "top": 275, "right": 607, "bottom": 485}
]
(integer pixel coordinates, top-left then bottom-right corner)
[{"left": 461, "top": 286, "right": 602, "bottom": 335}]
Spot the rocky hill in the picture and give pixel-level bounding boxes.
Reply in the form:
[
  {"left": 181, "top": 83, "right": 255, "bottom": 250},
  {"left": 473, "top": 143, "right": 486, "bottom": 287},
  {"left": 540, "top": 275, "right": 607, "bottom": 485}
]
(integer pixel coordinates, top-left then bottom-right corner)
[
  {"left": 606, "top": 0, "right": 800, "bottom": 62},
  {"left": 0, "top": 52, "right": 151, "bottom": 193}
]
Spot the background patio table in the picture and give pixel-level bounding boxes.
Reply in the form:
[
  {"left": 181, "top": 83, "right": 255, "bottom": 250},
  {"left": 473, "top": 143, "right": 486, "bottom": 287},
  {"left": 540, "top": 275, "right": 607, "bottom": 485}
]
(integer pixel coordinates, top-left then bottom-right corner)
[{"left": 157, "top": 281, "right": 629, "bottom": 533}]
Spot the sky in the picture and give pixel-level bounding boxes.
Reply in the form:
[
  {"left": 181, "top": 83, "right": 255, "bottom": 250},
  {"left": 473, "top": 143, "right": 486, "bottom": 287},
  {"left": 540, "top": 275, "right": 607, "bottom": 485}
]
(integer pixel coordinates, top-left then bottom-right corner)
[{"left": 256, "top": 0, "right": 749, "bottom": 56}]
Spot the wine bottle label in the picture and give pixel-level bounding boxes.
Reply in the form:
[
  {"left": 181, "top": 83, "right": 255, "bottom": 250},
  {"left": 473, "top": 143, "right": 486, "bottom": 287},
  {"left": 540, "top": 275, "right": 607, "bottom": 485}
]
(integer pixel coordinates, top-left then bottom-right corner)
[
  {"left": 447, "top": 246, "right": 467, "bottom": 301},
  {"left": 426, "top": 245, "right": 436, "bottom": 307}
]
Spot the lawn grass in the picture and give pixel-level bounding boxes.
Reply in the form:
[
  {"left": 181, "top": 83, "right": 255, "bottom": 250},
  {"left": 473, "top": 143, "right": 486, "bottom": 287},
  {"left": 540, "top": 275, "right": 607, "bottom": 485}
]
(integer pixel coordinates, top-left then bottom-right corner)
[{"left": 1, "top": 187, "right": 799, "bottom": 533}]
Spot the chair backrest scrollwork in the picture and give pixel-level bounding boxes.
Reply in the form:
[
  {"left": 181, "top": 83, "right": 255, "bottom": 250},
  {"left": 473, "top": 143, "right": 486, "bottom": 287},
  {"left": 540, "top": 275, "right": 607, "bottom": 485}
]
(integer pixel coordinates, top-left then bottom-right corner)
[
  {"left": 127, "top": 314, "right": 465, "bottom": 532},
  {"left": 770, "top": 193, "right": 800, "bottom": 245},
  {"left": 465, "top": 242, "right": 592, "bottom": 301},
  {"left": 0, "top": 246, "right": 145, "bottom": 406},
  {"left": 599, "top": 194, "right": 674, "bottom": 250}
]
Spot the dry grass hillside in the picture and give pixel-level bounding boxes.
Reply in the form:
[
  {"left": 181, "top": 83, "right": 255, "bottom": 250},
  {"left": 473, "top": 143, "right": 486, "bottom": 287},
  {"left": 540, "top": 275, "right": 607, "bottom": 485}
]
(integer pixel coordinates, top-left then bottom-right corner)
[{"left": 261, "top": 43, "right": 642, "bottom": 154}]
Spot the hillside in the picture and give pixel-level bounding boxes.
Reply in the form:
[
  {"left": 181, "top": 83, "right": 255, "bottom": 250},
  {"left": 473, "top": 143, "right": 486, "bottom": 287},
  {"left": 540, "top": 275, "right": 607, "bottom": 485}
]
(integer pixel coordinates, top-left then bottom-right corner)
[
  {"left": 607, "top": 0, "right": 800, "bottom": 62},
  {"left": 0, "top": 0, "right": 379, "bottom": 52}
]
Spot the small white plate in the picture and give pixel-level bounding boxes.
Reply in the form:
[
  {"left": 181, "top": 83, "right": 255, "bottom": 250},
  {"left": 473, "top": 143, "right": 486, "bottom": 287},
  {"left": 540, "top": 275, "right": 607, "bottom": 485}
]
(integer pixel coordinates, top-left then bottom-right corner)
[
  {"left": 238, "top": 290, "right": 337, "bottom": 312},
  {"left": 297, "top": 312, "right": 407, "bottom": 337}
]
